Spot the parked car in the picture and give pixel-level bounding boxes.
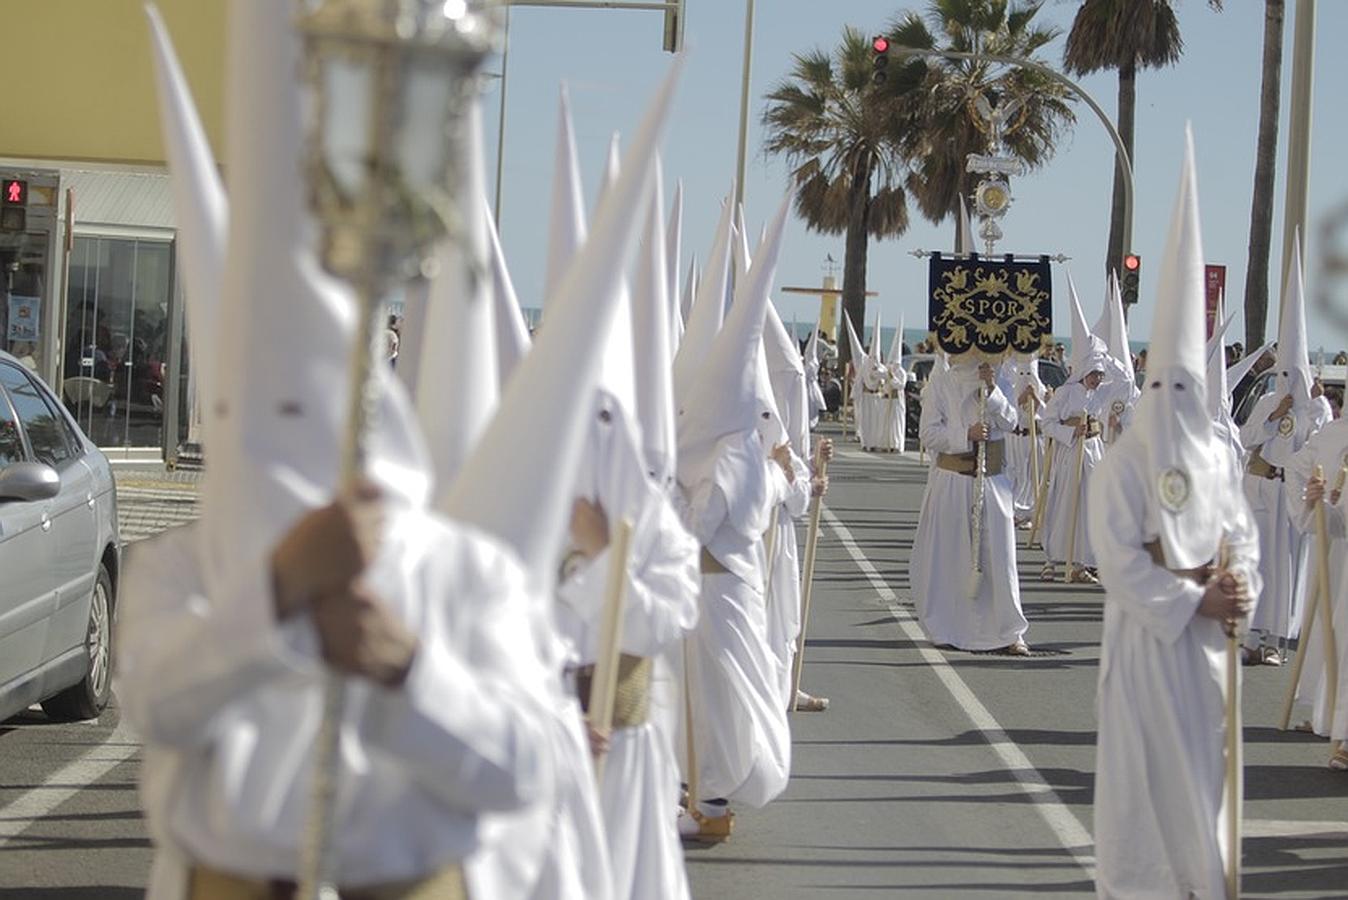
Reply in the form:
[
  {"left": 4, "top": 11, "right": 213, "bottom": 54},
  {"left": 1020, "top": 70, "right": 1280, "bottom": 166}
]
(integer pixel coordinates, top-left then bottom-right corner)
[
  {"left": 903, "top": 354, "right": 1067, "bottom": 441},
  {"left": 0, "top": 351, "right": 119, "bottom": 722},
  {"left": 1233, "top": 364, "right": 1346, "bottom": 426}
]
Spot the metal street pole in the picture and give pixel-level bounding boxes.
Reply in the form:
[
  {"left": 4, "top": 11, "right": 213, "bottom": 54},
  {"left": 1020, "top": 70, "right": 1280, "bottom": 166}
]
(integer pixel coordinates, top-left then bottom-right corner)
[
  {"left": 1281, "top": 0, "right": 1315, "bottom": 292},
  {"left": 733, "top": 0, "right": 755, "bottom": 214},
  {"left": 492, "top": 0, "right": 683, "bottom": 234},
  {"left": 494, "top": 5, "right": 512, "bottom": 227},
  {"left": 888, "top": 45, "right": 1135, "bottom": 259}
]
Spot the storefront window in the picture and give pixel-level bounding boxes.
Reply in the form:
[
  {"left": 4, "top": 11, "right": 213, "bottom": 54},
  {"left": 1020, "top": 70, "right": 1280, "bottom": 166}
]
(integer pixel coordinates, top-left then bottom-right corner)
[{"left": 63, "top": 236, "right": 173, "bottom": 448}]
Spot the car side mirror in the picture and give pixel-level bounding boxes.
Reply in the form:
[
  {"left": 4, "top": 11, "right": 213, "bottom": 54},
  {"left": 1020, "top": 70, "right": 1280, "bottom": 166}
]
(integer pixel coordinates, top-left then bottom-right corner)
[{"left": 0, "top": 462, "right": 61, "bottom": 503}]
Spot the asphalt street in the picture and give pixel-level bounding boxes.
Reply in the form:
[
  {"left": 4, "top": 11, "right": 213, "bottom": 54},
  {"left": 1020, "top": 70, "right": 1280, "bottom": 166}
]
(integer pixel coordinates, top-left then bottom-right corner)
[{"left": 1, "top": 447, "right": 1345, "bottom": 897}]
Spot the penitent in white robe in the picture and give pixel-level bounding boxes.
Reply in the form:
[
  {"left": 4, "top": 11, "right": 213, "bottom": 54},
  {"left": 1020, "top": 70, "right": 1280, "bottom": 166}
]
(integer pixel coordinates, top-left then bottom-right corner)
[
  {"left": 1089, "top": 435, "right": 1260, "bottom": 900},
  {"left": 764, "top": 447, "right": 813, "bottom": 706},
  {"left": 1239, "top": 392, "right": 1329, "bottom": 646},
  {"left": 1041, "top": 381, "right": 1107, "bottom": 568},
  {"left": 557, "top": 485, "right": 699, "bottom": 900},
  {"left": 116, "top": 516, "right": 559, "bottom": 900},
  {"left": 910, "top": 371, "right": 1028, "bottom": 651},
  {"left": 1285, "top": 419, "right": 1348, "bottom": 739},
  {"left": 679, "top": 429, "right": 792, "bottom": 806}
]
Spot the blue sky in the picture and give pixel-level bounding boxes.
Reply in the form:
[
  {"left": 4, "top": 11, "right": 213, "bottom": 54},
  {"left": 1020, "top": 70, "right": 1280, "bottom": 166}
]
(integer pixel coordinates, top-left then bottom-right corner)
[{"left": 482, "top": 1, "right": 1348, "bottom": 353}]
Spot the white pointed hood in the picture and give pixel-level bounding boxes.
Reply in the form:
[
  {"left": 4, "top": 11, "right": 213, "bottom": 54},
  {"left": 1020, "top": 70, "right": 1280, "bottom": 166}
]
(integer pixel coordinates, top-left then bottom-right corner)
[
  {"left": 869, "top": 309, "right": 884, "bottom": 364},
  {"left": 672, "top": 191, "right": 735, "bottom": 400},
  {"left": 843, "top": 311, "right": 867, "bottom": 387},
  {"left": 1132, "top": 128, "right": 1220, "bottom": 570},
  {"left": 202, "top": 0, "right": 430, "bottom": 584},
  {"left": 1097, "top": 273, "right": 1135, "bottom": 384},
  {"left": 676, "top": 190, "right": 791, "bottom": 489},
  {"left": 1274, "top": 232, "right": 1314, "bottom": 407},
  {"left": 732, "top": 202, "right": 752, "bottom": 283},
  {"left": 680, "top": 256, "right": 698, "bottom": 325},
  {"left": 592, "top": 135, "right": 638, "bottom": 424},
  {"left": 416, "top": 104, "right": 499, "bottom": 494},
  {"left": 958, "top": 193, "right": 975, "bottom": 255},
  {"left": 763, "top": 298, "right": 809, "bottom": 458},
  {"left": 1226, "top": 340, "right": 1276, "bottom": 396},
  {"left": 804, "top": 322, "right": 827, "bottom": 425},
  {"left": 666, "top": 179, "right": 683, "bottom": 310},
  {"left": 444, "top": 58, "right": 682, "bottom": 589},
  {"left": 486, "top": 204, "right": 531, "bottom": 389},
  {"left": 1206, "top": 303, "right": 1235, "bottom": 420},
  {"left": 632, "top": 163, "right": 677, "bottom": 488},
  {"left": 544, "top": 85, "right": 586, "bottom": 296},
  {"left": 145, "top": 4, "right": 226, "bottom": 390},
  {"left": 1066, "top": 271, "right": 1110, "bottom": 386},
  {"left": 887, "top": 312, "right": 905, "bottom": 368}
]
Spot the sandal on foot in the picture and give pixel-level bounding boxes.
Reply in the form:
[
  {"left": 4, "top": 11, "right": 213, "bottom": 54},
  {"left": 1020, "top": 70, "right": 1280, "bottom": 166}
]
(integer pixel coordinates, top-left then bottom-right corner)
[
  {"left": 1329, "top": 748, "right": 1348, "bottom": 771},
  {"left": 1040, "top": 563, "right": 1057, "bottom": 581},
  {"left": 1005, "top": 640, "right": 1032, "bottom": 657},
  {"left": 793, "top": 690, "right": 830, "bottom": 712}
]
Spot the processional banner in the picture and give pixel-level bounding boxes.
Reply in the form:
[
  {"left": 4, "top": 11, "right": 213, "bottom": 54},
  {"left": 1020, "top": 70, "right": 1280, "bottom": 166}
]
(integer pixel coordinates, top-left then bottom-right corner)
[{"left": 927, "top": 255, "right": 1052, "bottom": 357}]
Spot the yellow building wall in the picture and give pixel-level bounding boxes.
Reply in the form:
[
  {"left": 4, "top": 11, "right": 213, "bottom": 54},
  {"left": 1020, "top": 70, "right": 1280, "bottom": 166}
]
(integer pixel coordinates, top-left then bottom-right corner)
[{"left": 4, "top": 1, "right": 226, "bottom": 166}]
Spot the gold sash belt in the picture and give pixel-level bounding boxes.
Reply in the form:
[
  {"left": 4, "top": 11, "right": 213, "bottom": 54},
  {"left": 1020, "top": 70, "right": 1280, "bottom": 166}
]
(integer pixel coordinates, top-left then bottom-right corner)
[
  {"left": 188, "top": 862, "right": 468, "bottom": 900},
  {"left": 699, "top": 547, "right": 729, "bottom": 574},
  {"left": 1247, "top": 449, "right": 1284, "bottom": 481},
  {"left": 1142, "top": 540, "right": 1215, "bottom": 586},
  {"left": 936, "top": 440, "right": 1005, "bottom": 477},
  {"left": 1060, "top": 415, "right": 1103, "bottom": 438},
  {"left": 576, "top": 654, "right": 653, "bottom": 729}
]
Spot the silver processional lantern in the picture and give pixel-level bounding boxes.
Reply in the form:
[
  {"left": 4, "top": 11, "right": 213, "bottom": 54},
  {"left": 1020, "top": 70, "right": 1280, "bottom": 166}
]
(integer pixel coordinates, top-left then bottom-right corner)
[{"left": 293, "top": 2, "right": 502, "bottom": 897}]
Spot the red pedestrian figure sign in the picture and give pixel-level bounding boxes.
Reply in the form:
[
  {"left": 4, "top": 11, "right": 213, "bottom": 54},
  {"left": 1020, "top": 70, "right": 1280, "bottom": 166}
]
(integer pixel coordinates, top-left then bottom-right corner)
[{"left": 3, "top": 180, "right": 26, "bottom": 205}]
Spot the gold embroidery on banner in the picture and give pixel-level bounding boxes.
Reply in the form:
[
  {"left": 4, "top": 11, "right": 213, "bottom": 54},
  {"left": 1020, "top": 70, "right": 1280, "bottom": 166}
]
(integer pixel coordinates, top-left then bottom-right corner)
[{"left": 931, "top": 263, "right": 1052, "bottom": 355}]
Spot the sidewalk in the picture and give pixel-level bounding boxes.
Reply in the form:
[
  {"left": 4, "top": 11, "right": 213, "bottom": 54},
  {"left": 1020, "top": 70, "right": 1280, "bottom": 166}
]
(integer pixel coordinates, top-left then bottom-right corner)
[{"left": 113, "top": 463, "right": 201, "bottom": 544}]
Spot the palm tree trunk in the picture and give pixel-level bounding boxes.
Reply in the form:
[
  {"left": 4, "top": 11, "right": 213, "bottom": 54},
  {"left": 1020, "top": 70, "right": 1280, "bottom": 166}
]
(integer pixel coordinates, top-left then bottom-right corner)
[
  {"left": 1244, "top": 0, "right": 1284, "bottom": 351},
  {"left": 1106, "top": 57, "right": 1136, "bottom": 284},
  {"left": 1105, "top": 57, "right": 1137, "bottom": 288},
  {"left": 839, "top": 154, "right": 873, "bottom": 375}
]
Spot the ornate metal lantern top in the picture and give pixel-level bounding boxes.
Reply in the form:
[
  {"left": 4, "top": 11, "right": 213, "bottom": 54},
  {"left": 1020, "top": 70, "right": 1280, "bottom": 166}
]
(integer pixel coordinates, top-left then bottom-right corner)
[{"left": 297, "top": 0, "right": 503, "bottom": 288}]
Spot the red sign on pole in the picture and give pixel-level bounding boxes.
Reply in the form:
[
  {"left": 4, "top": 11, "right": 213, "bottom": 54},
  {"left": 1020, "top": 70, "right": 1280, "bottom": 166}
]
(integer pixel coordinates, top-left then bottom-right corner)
[{"left": 1204, "top": 265, "right": 1227, "bottom": 338}]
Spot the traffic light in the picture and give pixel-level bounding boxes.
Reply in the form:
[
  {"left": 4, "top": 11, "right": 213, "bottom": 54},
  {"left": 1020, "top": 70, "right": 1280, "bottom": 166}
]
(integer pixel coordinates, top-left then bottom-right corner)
[
  {"left": 0, "top": 178, "right": 26, "bottom": 232},
  {"left": 1121, "top": 253, "right": 1141, "bottom": 305},
  {"left": 872, "top": 36, "right": 889, "bottom": 85},
  {"left": 662, "top": 0, "right": 685, "bottom": 53}
]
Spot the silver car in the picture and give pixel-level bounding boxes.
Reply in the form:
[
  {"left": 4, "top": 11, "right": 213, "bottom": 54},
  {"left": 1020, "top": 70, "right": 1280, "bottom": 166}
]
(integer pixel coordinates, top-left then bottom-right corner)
[{"left": 0, "top": 351, "right": 119, "bottom": 721}]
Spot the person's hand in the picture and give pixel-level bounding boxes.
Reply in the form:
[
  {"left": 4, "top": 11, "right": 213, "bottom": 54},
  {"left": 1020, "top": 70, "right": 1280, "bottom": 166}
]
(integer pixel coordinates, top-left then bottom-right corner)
[
  {"left": 771, "top": 442, "right": 796, "bottom": 483},
  {"left": 810, "top": 474, "right": 829, "bottom": 497},
  {"left": 569, "top": 498, "right": 610, "bottom": 559},
  {"left": 1269, "top": 394, "right": 1294, "bottom": 421},
  {"left": 270, "top": 482, "right": 384, "bottom": 620},
  {"left": 586, "top": 722, "right": 611, "bottom": 760},
  {"left": 968, "top": 423, "right": 990, "bottom": 442},
  {"left": 1018, "top": 385, "right": 1037, "bottom": 408},
  {"left": 310, "top": 585, "right": 418, "bottom": 688},
  {"left": 1312, "top": 378, "right": 1325, "bottom": 399},
  {"left": 1197, "top": 570, "right": 1252, "bottom": 622},
  {"left": 1305, "top": 473, "right": 1326, "bottom": 507},
  {"left": 978, "top": 362, "right": 995, "bottom": 388},
  {"left": 1074, "top": 421, "right": 1089, "bottom": 438},
  {"left": 817, "top": 438, "right": 835, "bottom": 465}
]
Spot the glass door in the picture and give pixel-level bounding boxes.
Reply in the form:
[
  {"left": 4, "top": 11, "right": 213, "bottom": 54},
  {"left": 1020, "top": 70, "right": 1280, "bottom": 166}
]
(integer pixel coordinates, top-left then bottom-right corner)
[{"left": 63, "top": 236, "right": 173, "bottom": 449}]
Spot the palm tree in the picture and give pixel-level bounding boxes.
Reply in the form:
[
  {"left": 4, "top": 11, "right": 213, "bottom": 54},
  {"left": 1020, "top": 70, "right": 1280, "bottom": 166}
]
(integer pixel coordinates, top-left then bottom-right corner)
[
  {"left": 1242, "top": 0, "right": 1284, "bottom": 351},
  {"left": 761, "top": 26, "right": 919, "bottom": 373},
  {"left": 889, "top": 1, "right": 1076, "bottom": 251},
  {"left": 1063, "top": 0, "right": 1222, "bottom": 280}
]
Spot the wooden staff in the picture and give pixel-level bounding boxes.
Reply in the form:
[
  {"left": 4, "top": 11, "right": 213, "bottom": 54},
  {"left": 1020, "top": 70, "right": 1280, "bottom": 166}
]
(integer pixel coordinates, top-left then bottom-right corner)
[
  {"left": 842, "top": 376, "right": 853, "bottom": 442},
  {"left": 1028, "top": 437, "right": 1054, "bottom": 549},
  {"left": 682, "top": 639, "right": 700, "bottom": 815},
  {"left": 587, "top": 517, "right": 634, "bottom": 782},
  {"left": 1026, "top": 397, "right": 1041, "bottom": 523},
  {"left": 791, "top": 442, "right": 830, "bottom": 710},
  {"left": 1065, "top": 419, "right": 1089, "bottom": 579},
  {"left": 1221, "top": 534, "right": 1241, "bottom": 900}
]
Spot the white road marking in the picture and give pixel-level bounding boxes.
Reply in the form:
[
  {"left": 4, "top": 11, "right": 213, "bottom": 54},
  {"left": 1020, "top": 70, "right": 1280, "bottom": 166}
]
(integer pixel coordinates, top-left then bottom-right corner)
[
  {"left": 0, "top": 718, "right": 139, "bottom": 847},
  {"left": 1244, "top": 818, "right": 1348, "bottom": 838},
  {"left": 821, "top": 505, "right": 1098, "bottom": 877}
]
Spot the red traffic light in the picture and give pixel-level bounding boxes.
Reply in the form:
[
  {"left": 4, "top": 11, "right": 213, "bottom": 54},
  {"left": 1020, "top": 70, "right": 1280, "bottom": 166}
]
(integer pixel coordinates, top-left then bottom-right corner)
[
  {"left": 872, "top": 36, "right": 889, "bottom": 54},
  {"left": 2, "top": 179, "right": 27, "bottom": 206},
  {"left": 1123, "top": 253, "right": 1141, "bottom": 271}
]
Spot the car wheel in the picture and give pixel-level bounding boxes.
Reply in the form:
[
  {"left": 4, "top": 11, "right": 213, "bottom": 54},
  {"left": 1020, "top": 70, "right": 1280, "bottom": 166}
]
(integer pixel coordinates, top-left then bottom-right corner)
[{"left": 41, "top": 563, "right": 114, "bottom": 721}]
